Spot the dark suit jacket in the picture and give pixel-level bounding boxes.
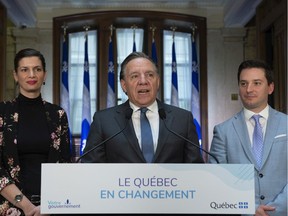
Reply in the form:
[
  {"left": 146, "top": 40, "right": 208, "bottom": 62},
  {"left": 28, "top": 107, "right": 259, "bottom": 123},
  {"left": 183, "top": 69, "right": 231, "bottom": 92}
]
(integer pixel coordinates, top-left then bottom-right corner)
[{"left": 82, "top": 100, "right": 204, "bottom": 163}]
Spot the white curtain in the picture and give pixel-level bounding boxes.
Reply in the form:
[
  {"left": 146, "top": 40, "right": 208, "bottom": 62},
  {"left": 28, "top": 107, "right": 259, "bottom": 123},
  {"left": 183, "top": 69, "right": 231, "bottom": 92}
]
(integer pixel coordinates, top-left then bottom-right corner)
[
  {"left": 116, "top": 28, "right": 144, "bottom": 104},
  {"left": 163, "top": 30, "right": 192, "bottom": 111},
  {"left": 66, "top": 28, "right": 193, "bottom": 134},
  {"left": 68, "top": 30, "right": 97, "bottom": 134}
]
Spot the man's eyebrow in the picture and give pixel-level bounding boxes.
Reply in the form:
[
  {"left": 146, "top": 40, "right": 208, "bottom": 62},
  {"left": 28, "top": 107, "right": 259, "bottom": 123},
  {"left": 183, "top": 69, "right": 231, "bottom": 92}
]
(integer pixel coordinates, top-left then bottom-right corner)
[{"left": 240, "top": 78, "right": 263, "bottom": 82}]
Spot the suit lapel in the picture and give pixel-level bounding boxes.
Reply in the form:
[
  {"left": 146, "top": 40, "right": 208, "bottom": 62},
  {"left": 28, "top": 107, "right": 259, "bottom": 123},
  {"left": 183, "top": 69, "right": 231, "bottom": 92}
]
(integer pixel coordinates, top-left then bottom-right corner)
[
  {"left": 261, "top": 108, "right": 278, "bottom": 166},
  {"left": 115, "top": 102, "right": 146, "bottom": 161},
  {"left": 233, "top": 111, "right": 255, "bottom": 164},
  {"left": 153, "top": 101, "right": 170, "bottom": 161}
]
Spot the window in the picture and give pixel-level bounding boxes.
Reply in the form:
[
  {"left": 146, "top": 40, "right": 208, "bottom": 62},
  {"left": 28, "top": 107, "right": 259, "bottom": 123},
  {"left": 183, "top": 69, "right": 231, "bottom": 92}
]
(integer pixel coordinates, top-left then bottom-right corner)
[
  {"left": 53, "top": 11, "right": 208, "bottom": 158},
  {"left": 68, "top": 30, "right": 97, "bottom": 134},
  {"left": 116, "top": 28, "right": 144, "bottom": 104},
  {"left": 163, "top": 30, "right": 193, "bottom": 111}
]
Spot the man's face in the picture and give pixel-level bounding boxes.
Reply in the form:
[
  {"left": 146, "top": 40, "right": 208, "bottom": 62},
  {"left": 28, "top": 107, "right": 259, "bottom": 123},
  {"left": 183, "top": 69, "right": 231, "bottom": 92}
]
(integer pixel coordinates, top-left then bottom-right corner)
[
  {"left": 120, "top": 57, "right": 160, "bottom": 107},
  {"left": 239, "top": 67, "right": 274, "bottom": 113}
]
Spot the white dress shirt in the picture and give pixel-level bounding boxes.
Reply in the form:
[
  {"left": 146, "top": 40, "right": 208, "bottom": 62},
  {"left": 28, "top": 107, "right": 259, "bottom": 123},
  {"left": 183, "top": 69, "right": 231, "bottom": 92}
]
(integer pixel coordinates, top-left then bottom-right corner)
[
  {"left": 244, "top": 105, "right": 269, "bottom": 146},
  {"left": 129, "top": 101, "right": 159, "bottom": 152}
]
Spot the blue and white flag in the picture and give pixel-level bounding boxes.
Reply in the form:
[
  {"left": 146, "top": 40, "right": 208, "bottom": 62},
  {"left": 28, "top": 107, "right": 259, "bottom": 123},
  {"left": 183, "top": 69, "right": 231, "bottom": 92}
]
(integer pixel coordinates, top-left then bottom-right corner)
[
  {"left": 80, "top": 34, "right": 91, "bottom": 155},
  {"left": 60, "top": 36, "right": 70, "bottom": 122},
  {"left": 171, "top": 41, "right": 179, "bottom": 106},
  {"left": 191, "top": 36, "right": 202, "bottom": 144},
  {"left": 107, "top": 37, "right": 115, "bottom": 108},
  {"left": 60, "top": 34, "right": 73, "bottom": 153},
  {"left": 151, "top": 38, "right": 158, "bottom": 66},
  {"left": 132, "top": 41, "right": 136, "bottom": 52}
]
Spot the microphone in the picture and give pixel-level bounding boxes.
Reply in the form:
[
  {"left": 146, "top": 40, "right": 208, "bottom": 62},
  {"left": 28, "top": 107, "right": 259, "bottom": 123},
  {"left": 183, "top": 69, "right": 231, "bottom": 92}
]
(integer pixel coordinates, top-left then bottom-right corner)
[
  {"left": 76, "top": 108, "right": 133, "bottom": 163},
  {"left": 158, "top": 108, "right": 219, "bottom": 163}
]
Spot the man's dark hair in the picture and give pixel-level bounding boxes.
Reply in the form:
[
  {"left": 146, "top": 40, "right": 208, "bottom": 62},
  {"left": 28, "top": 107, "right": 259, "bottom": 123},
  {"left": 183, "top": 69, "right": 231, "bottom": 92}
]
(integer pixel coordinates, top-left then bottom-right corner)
[
  {"left": 119, "top": 52, "right": 158, "bottom": 81},
  {"left": 237, "top": 59, "right": 274, "bottom": 85}
]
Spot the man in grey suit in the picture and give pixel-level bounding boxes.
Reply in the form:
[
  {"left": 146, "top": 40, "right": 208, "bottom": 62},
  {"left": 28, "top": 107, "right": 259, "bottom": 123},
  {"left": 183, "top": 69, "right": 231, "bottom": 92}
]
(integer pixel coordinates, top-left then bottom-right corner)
[
  {"left": 82, "top": 52, "right": 204, "bottom": 164},
  {"left": 209, "top": 59, "right": 287, "bottom": 216}
]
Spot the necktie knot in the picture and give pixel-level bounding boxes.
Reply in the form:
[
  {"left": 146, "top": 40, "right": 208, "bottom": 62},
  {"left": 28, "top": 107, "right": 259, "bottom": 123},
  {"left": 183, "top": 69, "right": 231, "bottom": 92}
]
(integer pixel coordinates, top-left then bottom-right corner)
[
  {"left": 252, "top": 114, "right": 261, "bottom": 125},
  {"left": 140, "top": 107, "right": 148, "bottom": 114}
]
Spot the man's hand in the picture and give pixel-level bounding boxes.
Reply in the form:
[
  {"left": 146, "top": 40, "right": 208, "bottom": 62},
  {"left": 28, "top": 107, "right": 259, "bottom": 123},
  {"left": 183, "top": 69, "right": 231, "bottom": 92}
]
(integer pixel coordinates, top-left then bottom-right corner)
[{"left": 255, "top": 205, "right": 276, "bottom": 216}]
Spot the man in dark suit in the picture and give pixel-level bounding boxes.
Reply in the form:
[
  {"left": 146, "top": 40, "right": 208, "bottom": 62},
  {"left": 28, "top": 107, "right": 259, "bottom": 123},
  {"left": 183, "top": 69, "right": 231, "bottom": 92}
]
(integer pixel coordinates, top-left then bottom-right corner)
[{"left": 81, "top": 51, "right": 204, "bottom": 163}]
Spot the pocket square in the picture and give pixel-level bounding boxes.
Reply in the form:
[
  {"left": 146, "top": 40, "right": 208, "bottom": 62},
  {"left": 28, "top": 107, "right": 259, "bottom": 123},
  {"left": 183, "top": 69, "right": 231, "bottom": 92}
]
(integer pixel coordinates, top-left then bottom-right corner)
[{"left": 274, "top": 134, "right": 287, "bottom": 139}]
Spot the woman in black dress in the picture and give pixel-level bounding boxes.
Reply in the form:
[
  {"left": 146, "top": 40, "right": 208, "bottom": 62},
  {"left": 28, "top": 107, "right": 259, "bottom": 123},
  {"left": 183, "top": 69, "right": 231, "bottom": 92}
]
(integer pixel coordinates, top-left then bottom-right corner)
[{"left": 0, "top": 48, "right": 71, "bottom": 215}]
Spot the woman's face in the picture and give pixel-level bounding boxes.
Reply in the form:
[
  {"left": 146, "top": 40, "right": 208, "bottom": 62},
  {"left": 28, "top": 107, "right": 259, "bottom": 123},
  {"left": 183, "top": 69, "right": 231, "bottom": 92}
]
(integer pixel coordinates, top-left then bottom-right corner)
[{"left": 13, "top": 56, "right": 46, "bottom": 98}]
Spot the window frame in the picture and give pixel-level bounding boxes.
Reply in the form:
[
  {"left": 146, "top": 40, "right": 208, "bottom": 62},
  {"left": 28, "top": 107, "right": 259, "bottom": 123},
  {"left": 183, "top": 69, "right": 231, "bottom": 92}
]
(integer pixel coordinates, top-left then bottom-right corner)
[{"left": 53, "top": 10, "right": 208, "bottom": 157}]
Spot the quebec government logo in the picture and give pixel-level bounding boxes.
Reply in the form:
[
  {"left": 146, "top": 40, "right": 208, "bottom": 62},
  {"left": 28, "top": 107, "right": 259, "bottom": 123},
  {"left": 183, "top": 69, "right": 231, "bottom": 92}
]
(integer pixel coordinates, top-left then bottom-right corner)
[
  {"left": 238, "top": 202, "right": 249, "bottom": 209},
  {"left": 210, "top": 201, "right": 249, "bottom": 210},
  {"left": 47, "top": 199, "right": 81, "bottom": 210}
]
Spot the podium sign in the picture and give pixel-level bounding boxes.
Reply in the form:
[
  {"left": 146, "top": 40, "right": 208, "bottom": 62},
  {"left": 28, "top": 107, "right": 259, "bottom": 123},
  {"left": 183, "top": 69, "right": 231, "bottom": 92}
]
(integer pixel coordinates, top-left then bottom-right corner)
[{"left": 41, "top": 164, "right": 255, "bottom": 214}]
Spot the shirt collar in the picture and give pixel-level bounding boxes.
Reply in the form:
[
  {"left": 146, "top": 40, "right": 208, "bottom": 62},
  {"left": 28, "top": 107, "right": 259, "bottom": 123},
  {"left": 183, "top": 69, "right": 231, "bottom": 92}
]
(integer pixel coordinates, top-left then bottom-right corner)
[
  {"left": 244, "top": 105, "right": 269, "bottom": 121},
  {"left": 129, "top": 100, "right": 158, "bottom": 113}
]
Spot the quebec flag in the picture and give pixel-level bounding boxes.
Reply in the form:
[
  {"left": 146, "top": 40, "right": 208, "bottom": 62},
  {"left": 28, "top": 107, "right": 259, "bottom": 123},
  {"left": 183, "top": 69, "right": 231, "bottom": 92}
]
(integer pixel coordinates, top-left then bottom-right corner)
[
  {"left": 151, "top": 38, "right": 158, "bottom": 66},
  {"left": 107, "top": 37, "right": 115, "bottom": 108},
  {"left": 60, "top": 34, "right": 73, "bottom": 153},
  {"left": 133, "top": 41, "right": 136, "bottom": 52},
  {"left": 171, "top": 41, "right": 179, "bottom": 106},
  {"left": 80, "top": 34, "right": 91, "bottom": 155},
  {"left": 60, "top": 36, "right": 70, "bottom": 122},
  {"left": 191, "top": 37, "right": 202, "bottom": 143}
]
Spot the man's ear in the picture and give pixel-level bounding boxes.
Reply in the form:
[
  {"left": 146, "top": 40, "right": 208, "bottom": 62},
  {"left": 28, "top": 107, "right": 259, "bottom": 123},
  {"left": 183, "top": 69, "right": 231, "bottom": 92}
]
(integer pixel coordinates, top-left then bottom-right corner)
[
  {"left": 120, "top": 79, "right": 127, "bottom": 93},
  {"left": 268, "top": 82, "right": 274, "bottom": 95}
]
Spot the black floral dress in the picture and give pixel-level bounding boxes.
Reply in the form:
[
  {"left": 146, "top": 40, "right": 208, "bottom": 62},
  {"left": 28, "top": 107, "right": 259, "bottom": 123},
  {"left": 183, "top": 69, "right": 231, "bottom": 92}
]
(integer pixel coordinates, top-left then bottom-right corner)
[{"left": 0, "top": 94, "right": 71, "bottom": 215}]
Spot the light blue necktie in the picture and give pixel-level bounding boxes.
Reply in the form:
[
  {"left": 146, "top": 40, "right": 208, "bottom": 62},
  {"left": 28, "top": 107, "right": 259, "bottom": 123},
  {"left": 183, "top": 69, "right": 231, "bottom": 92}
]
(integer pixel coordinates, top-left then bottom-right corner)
[
  {"left": 140, "top": 107, "right": 154, "bottom": 163},
  {"left": 252, "top": 115, "right": 264, "bottom": 168}
]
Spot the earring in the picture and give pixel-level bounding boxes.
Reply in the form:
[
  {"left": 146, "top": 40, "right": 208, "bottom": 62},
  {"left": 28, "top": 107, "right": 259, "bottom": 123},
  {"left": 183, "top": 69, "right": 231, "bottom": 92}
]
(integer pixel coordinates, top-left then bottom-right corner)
[{"left": 43, "top": 81, "right": 46, "bottom": 85}]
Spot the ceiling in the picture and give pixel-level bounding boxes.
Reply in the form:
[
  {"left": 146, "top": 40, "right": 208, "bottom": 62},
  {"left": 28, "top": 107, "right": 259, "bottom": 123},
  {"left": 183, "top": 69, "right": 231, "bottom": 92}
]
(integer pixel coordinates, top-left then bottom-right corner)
[{"left": 0, "top": 0, "right": 262, "bottom": 28}]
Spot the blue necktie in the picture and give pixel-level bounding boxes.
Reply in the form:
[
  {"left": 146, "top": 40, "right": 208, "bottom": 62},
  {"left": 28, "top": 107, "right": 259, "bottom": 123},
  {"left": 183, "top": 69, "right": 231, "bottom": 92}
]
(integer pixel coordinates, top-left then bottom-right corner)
[
  {"left": 140, "top": 107, "right": 154, "bottom": 163},
  {"left": 252, "top": 115, "right": 264, "bottom": 168}
]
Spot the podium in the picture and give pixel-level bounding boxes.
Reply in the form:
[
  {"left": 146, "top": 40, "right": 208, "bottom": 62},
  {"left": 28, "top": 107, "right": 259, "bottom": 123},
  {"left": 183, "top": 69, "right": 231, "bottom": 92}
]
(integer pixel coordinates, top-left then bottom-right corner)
[{"left": 41, "top": 163, "right": 255, "bottom": 214}]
